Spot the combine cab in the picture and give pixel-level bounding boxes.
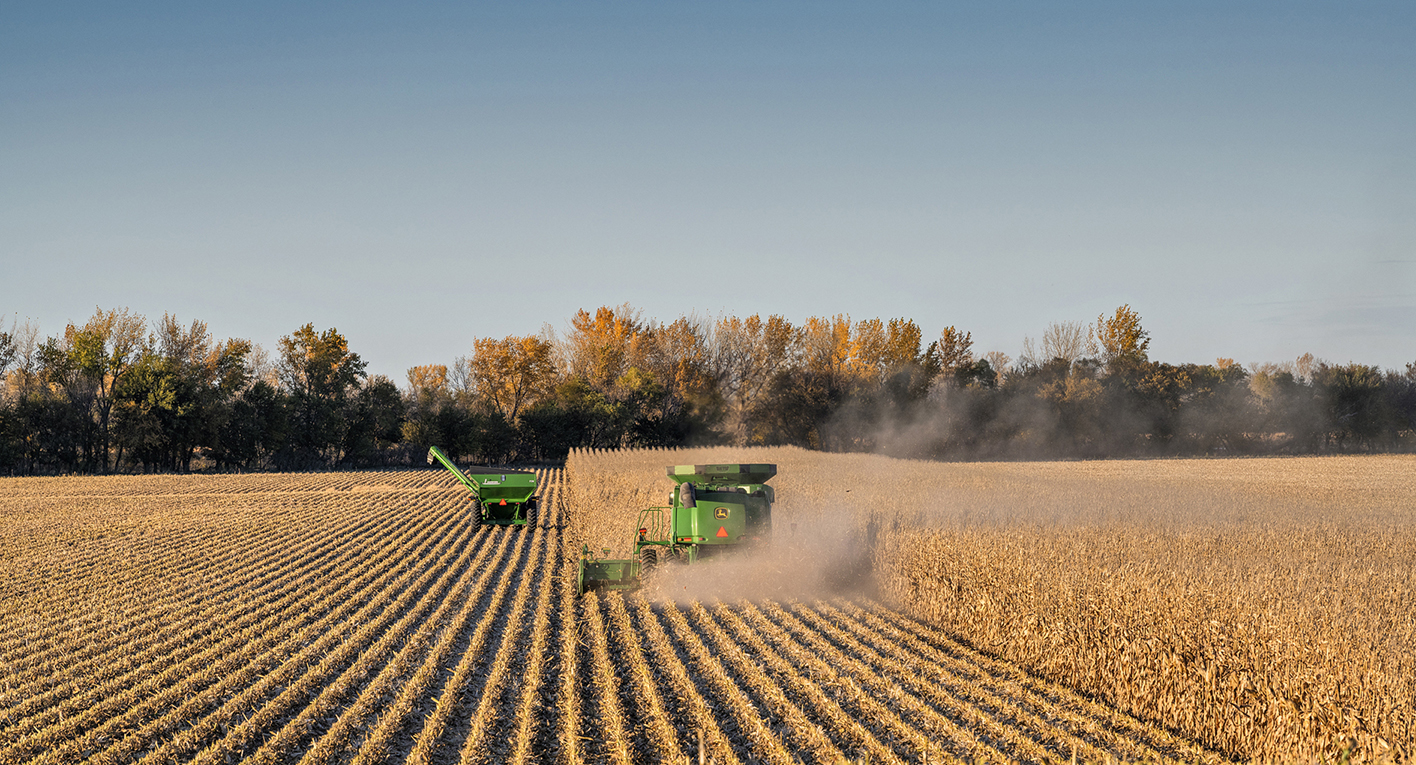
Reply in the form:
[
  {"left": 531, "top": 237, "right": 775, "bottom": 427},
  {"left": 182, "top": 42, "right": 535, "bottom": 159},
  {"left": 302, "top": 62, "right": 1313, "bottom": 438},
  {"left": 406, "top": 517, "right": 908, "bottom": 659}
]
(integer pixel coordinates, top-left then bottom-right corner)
[
  {"left": 576, "top": 463, "right": 776, "bottom": 594},
  {"left": 426, "top": 446, "right": 539, "bottom": 527}
]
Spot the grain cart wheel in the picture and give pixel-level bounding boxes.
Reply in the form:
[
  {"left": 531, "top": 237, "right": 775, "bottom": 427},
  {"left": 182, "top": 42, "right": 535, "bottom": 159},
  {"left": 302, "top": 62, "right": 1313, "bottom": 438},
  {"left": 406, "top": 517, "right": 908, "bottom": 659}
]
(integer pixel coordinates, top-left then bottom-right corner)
[
  {"left": 639, "top": 545, "right": 659, "bottom": 582},
  {"left": 524, "top": 497, "right": 537, "bottom": 528}
]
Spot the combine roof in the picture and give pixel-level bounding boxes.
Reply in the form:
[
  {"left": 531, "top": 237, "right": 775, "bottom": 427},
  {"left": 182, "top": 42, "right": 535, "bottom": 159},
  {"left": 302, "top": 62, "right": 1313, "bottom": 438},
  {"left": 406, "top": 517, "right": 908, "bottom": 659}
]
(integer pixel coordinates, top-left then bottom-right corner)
[{"left": 666, "top": 463, "right": 777, "bottom": 485}]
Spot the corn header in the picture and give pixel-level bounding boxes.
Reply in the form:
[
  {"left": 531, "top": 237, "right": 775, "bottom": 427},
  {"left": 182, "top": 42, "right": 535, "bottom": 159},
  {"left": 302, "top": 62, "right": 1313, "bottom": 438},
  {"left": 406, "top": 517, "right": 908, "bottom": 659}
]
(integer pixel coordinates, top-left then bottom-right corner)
[
  {"left": 576, "top": 463, "right": 776, "bottom": 595},
  {"left": 426, "top": 446, "right": 539, "bottom": 527}
]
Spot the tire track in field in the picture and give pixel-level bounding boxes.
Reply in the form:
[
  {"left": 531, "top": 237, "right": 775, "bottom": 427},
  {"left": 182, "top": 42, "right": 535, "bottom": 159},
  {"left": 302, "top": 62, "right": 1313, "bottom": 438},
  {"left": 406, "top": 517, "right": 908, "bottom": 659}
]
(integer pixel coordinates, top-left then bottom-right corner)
[{"left": 507, "top": 471, "right": 566, "bottom": 765}]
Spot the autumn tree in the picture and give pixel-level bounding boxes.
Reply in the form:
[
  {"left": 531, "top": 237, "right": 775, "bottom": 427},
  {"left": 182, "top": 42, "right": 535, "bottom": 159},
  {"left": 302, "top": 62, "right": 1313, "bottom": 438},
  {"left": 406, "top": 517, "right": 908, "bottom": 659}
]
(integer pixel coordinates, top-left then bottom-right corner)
[
  {"left": 1294, "top": 352, "right": 1318, "bottom": 384},
  {"left": 28, "top": 336, "right": 90, "bottom": 470},
  {"left": 879, "top": 318, "right": 933, "bottom": 403},
  {"left": 1246, "top": 361, "right": 1323, "bottom": 450},
  {"left": 1172, "top": 359, "right": 1252, "bottom": 454},
  {"left": 848, "top": 318, "right": 888, "bottom": 384},
  {"left": 562, "top": 305, "right": 643, "bottom": 393},
  {"left": 1316, "top": 363, "right": 1391, "bottom": 449},
  {"left": 466, "top": 335, "right": 557, "bottom": 422},
  {"left": 1387, "top": 363, "right": 1416, "bottom": 439},
  {"left": 628, "top": 316, "right": 722, "bottom": 443},
  {"left": 3, "top": 320, "right": 52, "bottom": 472},
  {"left": 216, "top": 375, "right": 288, "bottom": 471},
  {"left": 744, "top": 314, "right": 852, "bottom": 448},
  {"left": 929, "top": 326, "right": 973, "bottom": 376},
  {"left": 401, "top": 364, "right": 451, "bottom": 454},
  {"left": 0, "top": 323, "right": 14, "bottom": 471},
  {"left": 407, "top": 364, "right": 449, "bottom": 402},
  {"left": 1095, "top": 305, "right": 1151, "bottom": 371},
  {"left": 278, "top": 324, "right": 367, "bottom": 466},
  {"left": 546, "top": 306, "right": 728, "bottom": 448},
  {"left": 67, "top": 308, "right": 147, "bottom": 472},
  {"left": 798, "top": 314, "right": 852, "bottom": 384},
  {"left": 0, "top": 326, "right": 14, "bottom": 383},
  {"left": 1034, "top": 362, "right": 1105, "bottom": 449},
  {"left": 844, "top": 317, "right": 920, "bottom": 384},
  {"left": 1133, "top": 362, "right": 1193, "bottom": 445},
  {"left": 165, "top": 316, "right": 250, "bottom": 468},
  {"left": 5, "top": 320, "right": 40, "bottom": 397},
  {"left": 711, "top": 314, "right": 796, "bottom": 443},
  {"left": 113, "top": 315, "right": 252, "bottom": 471},
  {"left": 341, "top": 374, "right": 405, "bottom": 465},
  {"left": 1042, "top": 321, "right": 1096, "bottom": 365}
]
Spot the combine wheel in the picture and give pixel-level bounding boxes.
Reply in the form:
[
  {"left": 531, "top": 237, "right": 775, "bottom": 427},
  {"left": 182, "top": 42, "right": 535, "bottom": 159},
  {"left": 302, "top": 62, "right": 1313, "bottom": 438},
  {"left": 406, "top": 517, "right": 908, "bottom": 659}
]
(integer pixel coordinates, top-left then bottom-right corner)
[{"left": 639, "top": 545, "right": 659, "bottom": 582}]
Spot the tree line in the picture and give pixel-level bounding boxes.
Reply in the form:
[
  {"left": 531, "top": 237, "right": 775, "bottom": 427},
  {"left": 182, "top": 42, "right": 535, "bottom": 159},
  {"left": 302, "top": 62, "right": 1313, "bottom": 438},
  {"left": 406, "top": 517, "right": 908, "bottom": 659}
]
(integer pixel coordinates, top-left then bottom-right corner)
[{"left": 1, "top": 304, "right": 1413, "bottom": 474}]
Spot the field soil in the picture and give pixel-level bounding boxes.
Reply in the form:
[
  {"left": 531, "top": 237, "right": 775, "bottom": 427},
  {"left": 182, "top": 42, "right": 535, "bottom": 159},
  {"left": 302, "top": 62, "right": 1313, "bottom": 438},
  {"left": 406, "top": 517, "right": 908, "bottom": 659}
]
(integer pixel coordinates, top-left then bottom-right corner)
[{"left": 0, "top": 467, "right": 1226, "bottom": 764}]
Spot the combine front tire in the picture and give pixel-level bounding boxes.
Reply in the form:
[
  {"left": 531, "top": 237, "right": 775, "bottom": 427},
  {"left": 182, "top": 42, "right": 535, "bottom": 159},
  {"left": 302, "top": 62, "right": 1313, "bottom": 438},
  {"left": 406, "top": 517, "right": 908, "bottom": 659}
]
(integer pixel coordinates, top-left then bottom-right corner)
[{"left": 639, "top": 546, "right": 658, "bottom": 582}]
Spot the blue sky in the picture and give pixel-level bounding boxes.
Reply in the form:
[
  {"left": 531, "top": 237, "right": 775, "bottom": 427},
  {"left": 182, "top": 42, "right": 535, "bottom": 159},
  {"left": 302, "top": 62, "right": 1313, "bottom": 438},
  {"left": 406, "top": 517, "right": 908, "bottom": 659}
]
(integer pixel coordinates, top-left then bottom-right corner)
[{"left": 3, "top": 2, "right": 1413, "bottom": 379}]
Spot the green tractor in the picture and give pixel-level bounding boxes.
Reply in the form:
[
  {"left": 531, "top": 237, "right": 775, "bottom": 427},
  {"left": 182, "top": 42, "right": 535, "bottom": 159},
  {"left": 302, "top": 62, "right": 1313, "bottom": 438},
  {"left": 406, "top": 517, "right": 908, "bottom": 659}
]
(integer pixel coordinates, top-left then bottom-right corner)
[
  {"left": 426, "top": 446, "right": 539, "bottom": 527},
  {"left": 576, "top": 463, "right": 777, "bottom": 595}
]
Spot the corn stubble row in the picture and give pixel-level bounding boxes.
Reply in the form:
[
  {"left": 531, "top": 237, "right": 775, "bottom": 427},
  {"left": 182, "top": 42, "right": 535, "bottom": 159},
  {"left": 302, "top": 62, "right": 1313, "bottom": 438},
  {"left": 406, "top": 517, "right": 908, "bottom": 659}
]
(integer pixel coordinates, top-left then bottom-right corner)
[
  {"left": 0, "top": 469, "right": 580, "bottom": 765},
  {"left": 4, "top": 451, "right": 1407, "bottom": 764},
  {"left": 567, "top": 447, "right": 1415, "bottom": 762}
]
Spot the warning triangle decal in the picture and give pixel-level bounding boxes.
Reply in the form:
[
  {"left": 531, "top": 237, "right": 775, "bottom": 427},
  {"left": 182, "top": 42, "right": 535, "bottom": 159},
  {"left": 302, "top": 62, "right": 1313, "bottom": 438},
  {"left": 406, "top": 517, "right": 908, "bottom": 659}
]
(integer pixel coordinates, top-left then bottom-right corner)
[{"left": 716, "top": 526, "right": 729, "bottom": 538}]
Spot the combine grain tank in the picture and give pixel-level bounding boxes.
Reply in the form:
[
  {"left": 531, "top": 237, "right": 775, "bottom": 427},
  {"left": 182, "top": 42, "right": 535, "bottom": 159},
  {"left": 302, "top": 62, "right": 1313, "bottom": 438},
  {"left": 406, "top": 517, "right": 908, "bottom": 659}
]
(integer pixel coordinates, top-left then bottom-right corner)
[
  {"left": 426, "top": 446, "right": 539, "bottom": 527},
  {"left": 576, "top": 463, "right": 776, "bottom": 594}
]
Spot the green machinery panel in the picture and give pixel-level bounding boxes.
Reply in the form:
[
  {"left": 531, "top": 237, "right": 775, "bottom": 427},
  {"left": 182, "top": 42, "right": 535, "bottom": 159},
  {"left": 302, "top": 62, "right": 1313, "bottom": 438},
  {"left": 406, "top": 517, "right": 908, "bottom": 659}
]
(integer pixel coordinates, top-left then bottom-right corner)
[
  {"left": 577, "top": 462, "right": 777, "bottom": 594},
  {"left": 665, "top": 463, "right": 775, "bottom": 547}
]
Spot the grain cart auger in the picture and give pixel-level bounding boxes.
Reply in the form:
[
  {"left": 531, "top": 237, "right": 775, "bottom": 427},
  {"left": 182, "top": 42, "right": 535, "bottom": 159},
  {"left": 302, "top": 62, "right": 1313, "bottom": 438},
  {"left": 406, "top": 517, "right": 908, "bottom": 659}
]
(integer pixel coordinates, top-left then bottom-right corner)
[
  {"left": 426, "top": 446, "right": 539, "bottom": 527},
  {"left": 576, "top": 463, "right": 776, "bottom": 595}
]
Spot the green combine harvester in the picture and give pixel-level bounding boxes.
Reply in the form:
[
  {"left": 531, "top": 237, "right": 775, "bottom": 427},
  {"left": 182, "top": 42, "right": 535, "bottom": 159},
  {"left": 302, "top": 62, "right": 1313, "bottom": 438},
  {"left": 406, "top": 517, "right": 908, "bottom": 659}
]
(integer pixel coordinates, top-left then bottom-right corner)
[
  {"left": 426, "top": 446, "right": 539, "bottom": 527},
  {"left": 576, "top": 463, "right": 777, "bottom": 595}
]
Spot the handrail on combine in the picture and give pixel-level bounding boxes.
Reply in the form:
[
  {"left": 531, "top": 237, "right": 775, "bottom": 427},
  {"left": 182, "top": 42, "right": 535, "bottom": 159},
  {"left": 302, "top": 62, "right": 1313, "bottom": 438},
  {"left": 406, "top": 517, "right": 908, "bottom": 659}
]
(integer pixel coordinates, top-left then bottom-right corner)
[{"left": 636, "top": 506, "right": 671, "bottom": 544}]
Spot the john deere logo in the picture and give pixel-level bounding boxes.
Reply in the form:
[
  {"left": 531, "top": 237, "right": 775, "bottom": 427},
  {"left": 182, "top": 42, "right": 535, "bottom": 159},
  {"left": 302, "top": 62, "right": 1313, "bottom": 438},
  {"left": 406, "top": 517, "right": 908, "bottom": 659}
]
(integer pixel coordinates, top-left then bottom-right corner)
[{"left": 714, "top": 507, "right": 729, "bottom": 519}]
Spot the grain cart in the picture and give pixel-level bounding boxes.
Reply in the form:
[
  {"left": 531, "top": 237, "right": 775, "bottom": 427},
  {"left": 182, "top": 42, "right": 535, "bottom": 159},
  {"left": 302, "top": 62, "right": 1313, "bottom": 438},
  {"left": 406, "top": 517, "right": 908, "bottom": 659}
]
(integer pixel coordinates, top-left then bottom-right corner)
[
  {"left": 576, "top": 463, "right": 776, "bottom": 594},
  {"left": 426, "top": 446, "right": 539, "bottom": 527}
]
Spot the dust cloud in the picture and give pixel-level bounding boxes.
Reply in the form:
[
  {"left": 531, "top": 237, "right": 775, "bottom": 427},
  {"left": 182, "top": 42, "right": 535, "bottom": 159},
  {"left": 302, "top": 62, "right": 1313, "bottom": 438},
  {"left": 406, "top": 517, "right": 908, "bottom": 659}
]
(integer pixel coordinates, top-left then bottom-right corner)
[
  {"left": 640, "top": 508, "right": 879, "bottom": 604},
  {"left": 814, "top": 354, "right": 1403, "bottom": 460}
]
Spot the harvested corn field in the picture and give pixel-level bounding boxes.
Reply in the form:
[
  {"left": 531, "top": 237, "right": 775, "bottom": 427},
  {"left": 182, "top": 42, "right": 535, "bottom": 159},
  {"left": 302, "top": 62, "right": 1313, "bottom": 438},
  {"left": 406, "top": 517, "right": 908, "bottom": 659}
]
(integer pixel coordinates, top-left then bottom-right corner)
[{"left": 0, "top": 464, "right": 1231, "bottom": 764}]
